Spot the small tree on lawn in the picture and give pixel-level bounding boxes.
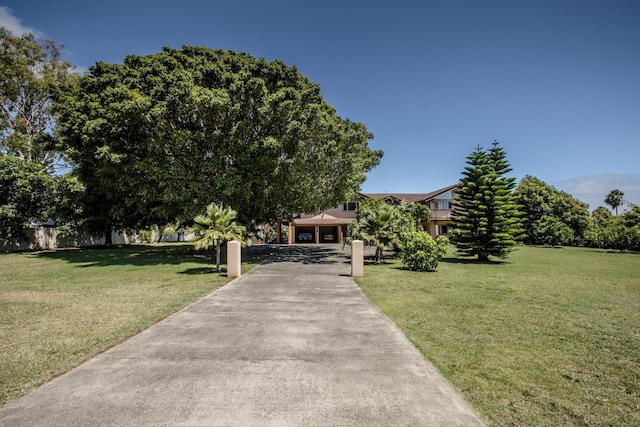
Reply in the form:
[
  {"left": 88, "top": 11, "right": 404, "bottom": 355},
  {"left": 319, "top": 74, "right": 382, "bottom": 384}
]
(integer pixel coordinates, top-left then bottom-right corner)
[
  {"left": 586, "top": 207, "right": 614, "bottom": 247},
  {"left": 348, "top": 201, "right": 406, "bottom": 264},
  {"left": 450, "top": 141, "right": 524, "bottom": 261},
  {"left": 598, "top": 218, "right": 639, "bottom": 252},
  {"left": 191, "top": 203, "right": 248, "bottom": 273}
]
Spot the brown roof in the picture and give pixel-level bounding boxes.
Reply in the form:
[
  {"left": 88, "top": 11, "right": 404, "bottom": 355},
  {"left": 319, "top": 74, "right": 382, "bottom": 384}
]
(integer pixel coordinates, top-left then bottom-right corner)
[
  {"left": 293, "top": 217, "right": 353, "bottom": 225},
  {"left": 363, "top": 184, "right": 458, "bottom": 204},
  {"left": 292, "top": 212, "right": 354, "bottom": 226}
]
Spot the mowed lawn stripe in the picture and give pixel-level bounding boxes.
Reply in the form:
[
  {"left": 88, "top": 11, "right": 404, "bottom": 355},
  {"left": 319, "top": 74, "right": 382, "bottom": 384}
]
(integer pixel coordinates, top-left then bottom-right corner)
[
  {"left": 0, "top": 244, "right": 263, "bottom": 405},
  {"left": 356, "top": 246, "right": 640, "bottom": 426}
]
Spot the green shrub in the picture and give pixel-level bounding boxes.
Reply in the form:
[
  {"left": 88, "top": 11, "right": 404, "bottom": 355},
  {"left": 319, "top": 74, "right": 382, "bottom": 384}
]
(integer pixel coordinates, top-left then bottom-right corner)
[
  {"left": 138, "top": 229, "right": 152, "bottom": 243},
  {"left": 400, "top": 232, "right": 448, "bottom": 271}
]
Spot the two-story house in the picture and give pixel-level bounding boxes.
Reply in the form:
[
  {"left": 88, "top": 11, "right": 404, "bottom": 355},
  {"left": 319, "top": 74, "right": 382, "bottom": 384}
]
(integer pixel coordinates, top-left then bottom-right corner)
[{"left": 276, "top": 184, "right": 457, "bottom": 244}]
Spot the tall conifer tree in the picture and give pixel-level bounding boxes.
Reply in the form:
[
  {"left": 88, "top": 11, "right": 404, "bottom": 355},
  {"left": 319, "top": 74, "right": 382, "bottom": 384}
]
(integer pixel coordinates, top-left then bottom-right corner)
[{"left": 451, "top": 141, "right": 523, "bottom": 261}]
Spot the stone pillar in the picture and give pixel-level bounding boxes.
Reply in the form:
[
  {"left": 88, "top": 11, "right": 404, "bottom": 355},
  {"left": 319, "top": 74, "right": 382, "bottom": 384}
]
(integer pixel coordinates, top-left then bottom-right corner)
[
  {"left": 351, "top": 240, "right": 364, "bottom": 277},
  {"left": 227, "top": 240, "right": 242, "bottom": 278}
]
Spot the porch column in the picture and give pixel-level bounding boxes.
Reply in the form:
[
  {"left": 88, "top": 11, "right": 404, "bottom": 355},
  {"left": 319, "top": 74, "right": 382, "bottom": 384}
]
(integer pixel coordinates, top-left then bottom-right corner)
[{"left": 315, "top": 225, "right": 320, "bottom": 244}]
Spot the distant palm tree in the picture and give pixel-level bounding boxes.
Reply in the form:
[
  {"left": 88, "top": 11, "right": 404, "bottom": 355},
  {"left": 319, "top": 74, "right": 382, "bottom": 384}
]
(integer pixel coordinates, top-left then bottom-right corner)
[
  {"left": 604, "top": 189, "right": 625, "bottom": 216},
  {"left": 190, "top": 203, "right": 248, "bottom": 272}
]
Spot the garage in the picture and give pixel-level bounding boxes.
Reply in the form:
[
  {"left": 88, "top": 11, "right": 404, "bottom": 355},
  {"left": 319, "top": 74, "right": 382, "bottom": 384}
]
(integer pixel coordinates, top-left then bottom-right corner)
[
  {"left": 319, "top": 226, "right": 339, "bottom": 243},
  {"left": 295, "top": 227, "right": 315, "bottom": 243}
]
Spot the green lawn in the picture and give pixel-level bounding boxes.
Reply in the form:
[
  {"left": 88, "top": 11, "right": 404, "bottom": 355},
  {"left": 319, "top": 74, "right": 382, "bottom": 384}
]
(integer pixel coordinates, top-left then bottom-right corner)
[
  {"left": 0, "top": 243, "right": 264, "bottom": 406},
  {"left": 356, "top": 246, "right": 640, "bottom": 426}
]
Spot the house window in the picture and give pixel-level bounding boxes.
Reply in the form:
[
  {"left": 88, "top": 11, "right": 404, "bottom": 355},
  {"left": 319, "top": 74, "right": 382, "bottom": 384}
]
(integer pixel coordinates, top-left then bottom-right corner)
[
  {"left": 343, "top": 202, "right": 358, "bottom": 211},
  {"left": 433, "top": 201, "right": 452, "bottom": 209},
  {"left": 438, "top": 225, "right": 450, "bottom": 235},
  {"left": 436, "top": 190, "right": 453, "bottom": 199}
]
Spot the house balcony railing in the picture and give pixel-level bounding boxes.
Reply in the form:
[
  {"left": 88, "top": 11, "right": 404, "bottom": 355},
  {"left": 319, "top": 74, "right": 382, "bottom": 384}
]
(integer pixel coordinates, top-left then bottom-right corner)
[{"left": 430, "top": 209, "right": 452, "bottom": 220}]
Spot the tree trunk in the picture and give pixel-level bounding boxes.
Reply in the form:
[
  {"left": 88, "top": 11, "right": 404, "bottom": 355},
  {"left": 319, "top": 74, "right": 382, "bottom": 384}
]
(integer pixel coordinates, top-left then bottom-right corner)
[
  {"left": 375, "top": 246, "right": 382, "bottom": 264},
  {"left": 216, "top": 243, "right": 222, "bottom": 273}
]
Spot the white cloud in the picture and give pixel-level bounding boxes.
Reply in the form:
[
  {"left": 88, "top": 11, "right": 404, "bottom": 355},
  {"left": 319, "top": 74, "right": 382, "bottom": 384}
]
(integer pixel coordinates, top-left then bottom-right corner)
[
  {"left": 0, "top": 6, "right": 40, "bottom": 36},
  {"left": 0, "top": 7, "right": 88, "bottom": 74},
  {"left": 555, "top": 174, "right": 640, "bottom": 212}
]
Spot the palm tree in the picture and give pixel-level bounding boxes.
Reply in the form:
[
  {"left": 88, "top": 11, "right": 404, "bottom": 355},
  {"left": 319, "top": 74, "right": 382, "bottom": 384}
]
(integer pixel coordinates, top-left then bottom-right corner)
[
  {"left": 190, "top": 203, "right": 248, "bottom": 272},
  {"left": 604, "top": 189, "right": 625, "bottom": 216},
  {"left": 348, "top": 203, "right": 406, "bottom": 264}
]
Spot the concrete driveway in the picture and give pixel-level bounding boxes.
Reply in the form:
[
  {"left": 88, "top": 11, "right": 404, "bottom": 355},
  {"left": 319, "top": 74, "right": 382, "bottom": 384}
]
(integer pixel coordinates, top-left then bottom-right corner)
[{"left": 0, "top": 245, "right": 484, "bottom": 426}]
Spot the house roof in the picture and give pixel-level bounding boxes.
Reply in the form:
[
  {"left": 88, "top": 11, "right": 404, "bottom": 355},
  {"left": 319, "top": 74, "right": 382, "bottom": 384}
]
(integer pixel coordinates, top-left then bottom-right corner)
[
  {"left": 293, "top": 213, "right": 353, "bottom": 226},
  {"left": 363, "top": 184, "right": 458, "bottom": 204},
  {"left": 285, "top": 184, "right": 460, "bottom": 226}
]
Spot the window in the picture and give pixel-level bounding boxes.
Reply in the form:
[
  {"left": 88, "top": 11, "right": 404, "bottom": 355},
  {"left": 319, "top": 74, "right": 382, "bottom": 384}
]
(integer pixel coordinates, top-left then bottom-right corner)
[
  {"left": 343, "top": 201, "right": 358, "bottom": 211},
  {"left": 433, "top": 201, "right": 452, "bottom": 209},
  {"left": 435, "top": 190, "right": 453, "bottom": 199},
  {"left": 438, "top": 225, "right": 450, "bottom": 235}
]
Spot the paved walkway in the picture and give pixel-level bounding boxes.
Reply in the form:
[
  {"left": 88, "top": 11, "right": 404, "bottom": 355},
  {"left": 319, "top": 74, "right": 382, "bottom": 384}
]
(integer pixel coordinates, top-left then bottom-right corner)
[{"left": 0, "top": 245, "right": 484, "bottom": 426}]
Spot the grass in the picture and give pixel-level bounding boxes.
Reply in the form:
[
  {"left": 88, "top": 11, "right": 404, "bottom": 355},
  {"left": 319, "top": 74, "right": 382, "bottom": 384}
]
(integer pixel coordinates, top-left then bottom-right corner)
[
  {"left": 0, "top": 243, "right": 265, "bottom": 406},
  {"left": 356, "top": 246, "right": 640, "bottom": 426}
]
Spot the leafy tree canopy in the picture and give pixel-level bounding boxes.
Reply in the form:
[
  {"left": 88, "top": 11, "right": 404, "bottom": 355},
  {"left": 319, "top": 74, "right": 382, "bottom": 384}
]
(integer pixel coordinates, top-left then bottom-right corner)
[
  {"left": 586, "top": 203, "right": 640, "bottom": 251},
  {"left": 592, "top": 206, "right": 614, "bottom": 225},
  {"left": 54, "top": 46, "right": 382, "bottom": 234},
  {"left": 514, "top": 175, "right": 590, "bottom": 245},
  {"left": 0, "top": 27, "right": 74, "bottom": 172},
  {"left": 533, "top": 215, "right": 574, "bottom": 247},
  {"left": 622, "top": 204, "right": 640, "bottom": 228},
  {"left": 0, "top": 155, "right": 55, "bottom": 241},
  {"left": 592, "top": 217, "right": 640, "bottom": 252}
]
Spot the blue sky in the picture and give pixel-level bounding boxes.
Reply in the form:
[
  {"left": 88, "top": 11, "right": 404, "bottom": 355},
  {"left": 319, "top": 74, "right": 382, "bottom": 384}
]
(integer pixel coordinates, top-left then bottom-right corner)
[{"left": 2, "top": 0, "right": 639, "bottom": 211}]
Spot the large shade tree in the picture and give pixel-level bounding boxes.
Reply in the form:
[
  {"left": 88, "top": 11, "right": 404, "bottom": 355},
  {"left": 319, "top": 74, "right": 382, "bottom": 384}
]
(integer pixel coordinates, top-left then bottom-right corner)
[
  {"left": 0, "top": 27, "right": 74, "bottom": 172},
  {"left": 514, "top": 175, "right": 590, "bottom": 245},
  {"left": 54, "top": 46, "right": 382, "bottom": 239},
  {"left": 450, "top": 141, "right": 523, "bottom": 261}
]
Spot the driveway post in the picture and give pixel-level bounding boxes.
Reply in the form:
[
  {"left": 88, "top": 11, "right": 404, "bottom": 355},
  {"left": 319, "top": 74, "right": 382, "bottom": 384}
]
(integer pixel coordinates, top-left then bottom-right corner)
[
  {"left": 351, "top": 240, "right": 364, "bottom": 277},
  {"left": 227, "top": 240, "right": 241, "bottom": 278}
]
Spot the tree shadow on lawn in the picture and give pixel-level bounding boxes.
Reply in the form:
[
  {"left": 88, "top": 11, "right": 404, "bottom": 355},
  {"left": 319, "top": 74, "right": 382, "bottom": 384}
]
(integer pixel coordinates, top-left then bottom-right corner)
[
  {"left": 364, "top": 257, "right": 395, "bottom": 266},
  {"left": 261, "top": 245, "right": 347, "bottom": 265},
  {"left": 179, "top": 267, "right": 227, "bottom": 276},
  {"left": 440, "top": 256, "right": 507, "bottom": 265},
  {"left": 584, "top": 248, "right": 639, "bottom": 255},
  {"left": 31, "top": 244, "right": 215, "bottom": 269},
  {"left": 392, "top": 265, "right": 438, "bottom": 272}
]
